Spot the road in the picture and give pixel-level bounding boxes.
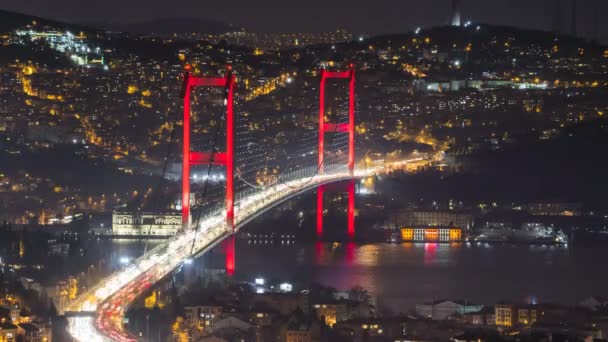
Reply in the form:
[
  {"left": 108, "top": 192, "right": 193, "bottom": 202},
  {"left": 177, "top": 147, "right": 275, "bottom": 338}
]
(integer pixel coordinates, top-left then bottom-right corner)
[{"left": 66, "top": 167, "right": 377, "bottom": 341}]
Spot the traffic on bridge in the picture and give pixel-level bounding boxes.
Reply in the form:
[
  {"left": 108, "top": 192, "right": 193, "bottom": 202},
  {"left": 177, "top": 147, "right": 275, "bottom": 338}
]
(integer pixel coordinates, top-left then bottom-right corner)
[{"left": 65, "top": 65, "right": 408, "bottom": 341}]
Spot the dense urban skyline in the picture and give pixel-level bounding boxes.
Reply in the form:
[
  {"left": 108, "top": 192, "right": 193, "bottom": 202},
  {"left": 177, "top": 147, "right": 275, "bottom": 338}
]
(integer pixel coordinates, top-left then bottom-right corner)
[
  {"left": 2, "top": 1, "right": 608, "bottom": 341},
  {"left": 2, "top": 0, "right": 608, "bottom": 39}
]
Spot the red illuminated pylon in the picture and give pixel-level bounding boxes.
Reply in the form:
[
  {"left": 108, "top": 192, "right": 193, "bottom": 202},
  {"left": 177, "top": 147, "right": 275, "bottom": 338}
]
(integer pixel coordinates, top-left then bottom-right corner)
[
  {"left": 318, "top": 66, "right": 355, "bottom": 176},
  {"left": 181, "top": 67, "right": 236, "bottom": 273},
  {"left": 225, "top": 235, "right": 235, "bottom": 276},
  {"left": 317, "top": 65, "right": 356, "bottom": 240},
  {"left": 181, "top": 68, "right": 235, "bottom": 230},
  {"left": 316, "top": 180, "right": 355, "bottom": 240}
]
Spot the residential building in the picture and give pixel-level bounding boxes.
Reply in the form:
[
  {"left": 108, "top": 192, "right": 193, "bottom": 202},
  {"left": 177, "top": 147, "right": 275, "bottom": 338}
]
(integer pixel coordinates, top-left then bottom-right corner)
[
  {"left": 415, "top": 300, "right": 483, "bottom": 320},
  {"left": 517, "top": 306, "right": 538, "bottom": 326},
  {"left": 251, "top": 293, "right": 308, "bottom": 316},
  {"left": 312, "top": 302, "right": 347, "bottom": 327},
  {"left": 184, "top": 305, "right": 223, "bottom": 330},
  {"left": 528, "top": 202, "right": 582, "bottom": 216},
  {"left": 459, "top": 306, "right": 495, "bottom": 326},
  {"left": 495, "top": 304, "right": 514, "bottom": 327},
  {"left": 18, "top": 323, "right": 51, "bottom": 342},
  {"left": 208, "top": 316, "right": 253, "bottom": 340},
  {"left": 0, "top": 322, "right": 18, "bottom": 342}
]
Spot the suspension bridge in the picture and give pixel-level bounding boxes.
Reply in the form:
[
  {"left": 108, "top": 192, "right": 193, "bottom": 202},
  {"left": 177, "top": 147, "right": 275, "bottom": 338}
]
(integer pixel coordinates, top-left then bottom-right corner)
[{"left": 64, "top": 65, "right": 394, "bottom": 341}]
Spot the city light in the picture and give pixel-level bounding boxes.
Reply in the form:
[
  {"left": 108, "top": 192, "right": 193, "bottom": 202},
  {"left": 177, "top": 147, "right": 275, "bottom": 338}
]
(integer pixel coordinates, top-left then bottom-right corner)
[{"left": 4, "top": 4, "right": 602, "bottom": 340}]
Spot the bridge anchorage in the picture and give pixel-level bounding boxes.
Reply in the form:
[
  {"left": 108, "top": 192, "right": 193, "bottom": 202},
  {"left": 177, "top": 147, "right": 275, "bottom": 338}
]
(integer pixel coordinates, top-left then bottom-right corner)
[
  {"left": 181, "top": 66, "right": 236, "bottom": 275},
  {"left": 317, "top": 65, "right": 356, "bottom": 240}
]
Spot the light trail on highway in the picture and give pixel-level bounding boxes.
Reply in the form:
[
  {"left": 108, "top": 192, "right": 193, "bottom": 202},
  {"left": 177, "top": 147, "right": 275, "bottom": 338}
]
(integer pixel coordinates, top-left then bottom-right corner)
[{"left": 66, "top": 166, "right": 379, "bottom": 341}]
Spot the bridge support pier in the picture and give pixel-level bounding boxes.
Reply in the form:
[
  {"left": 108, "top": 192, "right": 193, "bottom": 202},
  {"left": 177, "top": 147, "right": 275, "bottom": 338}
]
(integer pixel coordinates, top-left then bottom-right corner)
[
  {"left": 316, "top": 180, "right": 355, "bottom": 240},
  {"left": 225, "top": 234, "right": 235, "bottom": 276},
  {"left": 317, "top": 65, "right": 356, "bottom": 240}
]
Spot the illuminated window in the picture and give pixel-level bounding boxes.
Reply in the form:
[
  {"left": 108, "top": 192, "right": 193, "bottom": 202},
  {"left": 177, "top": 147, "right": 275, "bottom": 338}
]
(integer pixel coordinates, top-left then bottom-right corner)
[
  {"left": 424, "top": 228, "right": 439, "bottom": 241},
  {"left": 449, "top": 228, "right": 462, "bottom": 241},
  {"left": 401, "top": 228, "right": 414, "bottom": 241}
]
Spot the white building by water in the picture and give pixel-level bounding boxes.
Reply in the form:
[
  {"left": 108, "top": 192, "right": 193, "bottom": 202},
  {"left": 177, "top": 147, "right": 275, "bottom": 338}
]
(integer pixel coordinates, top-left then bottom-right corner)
[{"left": 112, "top": 211, "right": 181, "bottom": 236}]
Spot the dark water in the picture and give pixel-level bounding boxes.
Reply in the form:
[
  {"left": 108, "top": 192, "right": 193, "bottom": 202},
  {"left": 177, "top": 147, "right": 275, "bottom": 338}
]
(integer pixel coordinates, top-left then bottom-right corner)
[{"left": 229, "top": 241, "right": 606, "bottom": 312}]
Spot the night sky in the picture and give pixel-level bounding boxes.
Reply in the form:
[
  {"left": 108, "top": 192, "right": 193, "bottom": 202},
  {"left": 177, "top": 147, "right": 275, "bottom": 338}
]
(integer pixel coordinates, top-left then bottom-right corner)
[{"left": 2, "top": 0, "right": 607, "bottom": 40}]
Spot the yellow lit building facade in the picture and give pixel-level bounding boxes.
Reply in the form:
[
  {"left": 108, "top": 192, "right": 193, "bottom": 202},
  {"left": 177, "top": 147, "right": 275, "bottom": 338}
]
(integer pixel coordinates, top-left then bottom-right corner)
[
  {"left": 401, "top": 228, "right": 462, "bottom": 242},
  {"left": 495, "top": 304, "right": 514, "bottom": 327},
  {"left": 313, "top": 303, "right": 347, "bottom": 327},
  {"left": 517, "top": 307, "right": 537, "bottom": 326}
]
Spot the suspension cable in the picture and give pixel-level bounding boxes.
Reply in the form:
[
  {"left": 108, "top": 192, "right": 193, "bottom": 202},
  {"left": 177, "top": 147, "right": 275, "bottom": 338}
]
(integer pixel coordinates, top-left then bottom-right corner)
[{"left": 143, "top": 111, "right": 179, "bottom": 254}]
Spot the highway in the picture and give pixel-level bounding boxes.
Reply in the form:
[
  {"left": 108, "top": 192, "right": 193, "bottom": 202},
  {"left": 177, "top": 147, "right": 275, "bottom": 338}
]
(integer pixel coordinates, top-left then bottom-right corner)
[{"left": 66, "top": 167, "right": 377, "bottom": 341}]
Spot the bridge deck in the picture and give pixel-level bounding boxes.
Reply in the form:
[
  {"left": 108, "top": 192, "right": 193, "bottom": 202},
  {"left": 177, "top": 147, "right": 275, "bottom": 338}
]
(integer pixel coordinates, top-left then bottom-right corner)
[{"left": 66, "top": 169, "right": 375, "bottom": 341}]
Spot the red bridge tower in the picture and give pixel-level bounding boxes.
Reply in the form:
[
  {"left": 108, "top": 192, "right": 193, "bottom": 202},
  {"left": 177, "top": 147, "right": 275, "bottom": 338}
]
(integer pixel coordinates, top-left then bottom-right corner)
[
  {"left": 182, "top": 66, "right": 236, "bottom": 275},
  {"left": 317, "top": 66, "right": 356, "bottom": 240}
]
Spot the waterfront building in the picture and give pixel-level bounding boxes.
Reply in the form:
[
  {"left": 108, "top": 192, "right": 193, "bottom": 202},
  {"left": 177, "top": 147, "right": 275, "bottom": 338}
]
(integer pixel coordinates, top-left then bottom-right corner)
[
  {"left": 395, "top": 210, "right": 473, "bottom": 229},
  {"left": 401, "top": 227, "right": 463, "bottom": 242},
  {"left": 111, "top": 211, "right": 181, "bottom": 236}
]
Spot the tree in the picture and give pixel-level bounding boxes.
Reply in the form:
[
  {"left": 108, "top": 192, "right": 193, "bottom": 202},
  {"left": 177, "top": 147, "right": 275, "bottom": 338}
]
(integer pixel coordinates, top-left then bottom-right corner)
[{"left": 348, "top": 286, "right": 370, "bottom": 304}]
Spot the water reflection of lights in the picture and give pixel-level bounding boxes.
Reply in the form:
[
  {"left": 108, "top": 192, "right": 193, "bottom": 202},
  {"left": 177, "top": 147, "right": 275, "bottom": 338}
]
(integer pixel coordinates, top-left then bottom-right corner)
[
  {"left": 353, "top": 244, "right": 380, "bottom": 266},
  {"left": 345, "top": 242, "right": 355, "bottom": 265},
  {"left": 313, "top": 242, "right": 379, "bottom": 266},
  {"left": 424, "top": 243, "right": 437, "bottom": 265},
  {"left": 67, "top": 167, "right": 385, "bottom": 341},
  {"left": 449, "top": 242, "right": 462, "bottom": 249},
  {"left": 314, "top": 241, "right": 325, "bottom": 264}
]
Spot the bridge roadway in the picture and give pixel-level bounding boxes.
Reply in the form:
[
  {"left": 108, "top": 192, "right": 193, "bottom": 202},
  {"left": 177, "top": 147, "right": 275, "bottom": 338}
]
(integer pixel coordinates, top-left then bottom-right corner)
[{"left": 66, "top": 167, "right": 377, "bottom": 341}]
